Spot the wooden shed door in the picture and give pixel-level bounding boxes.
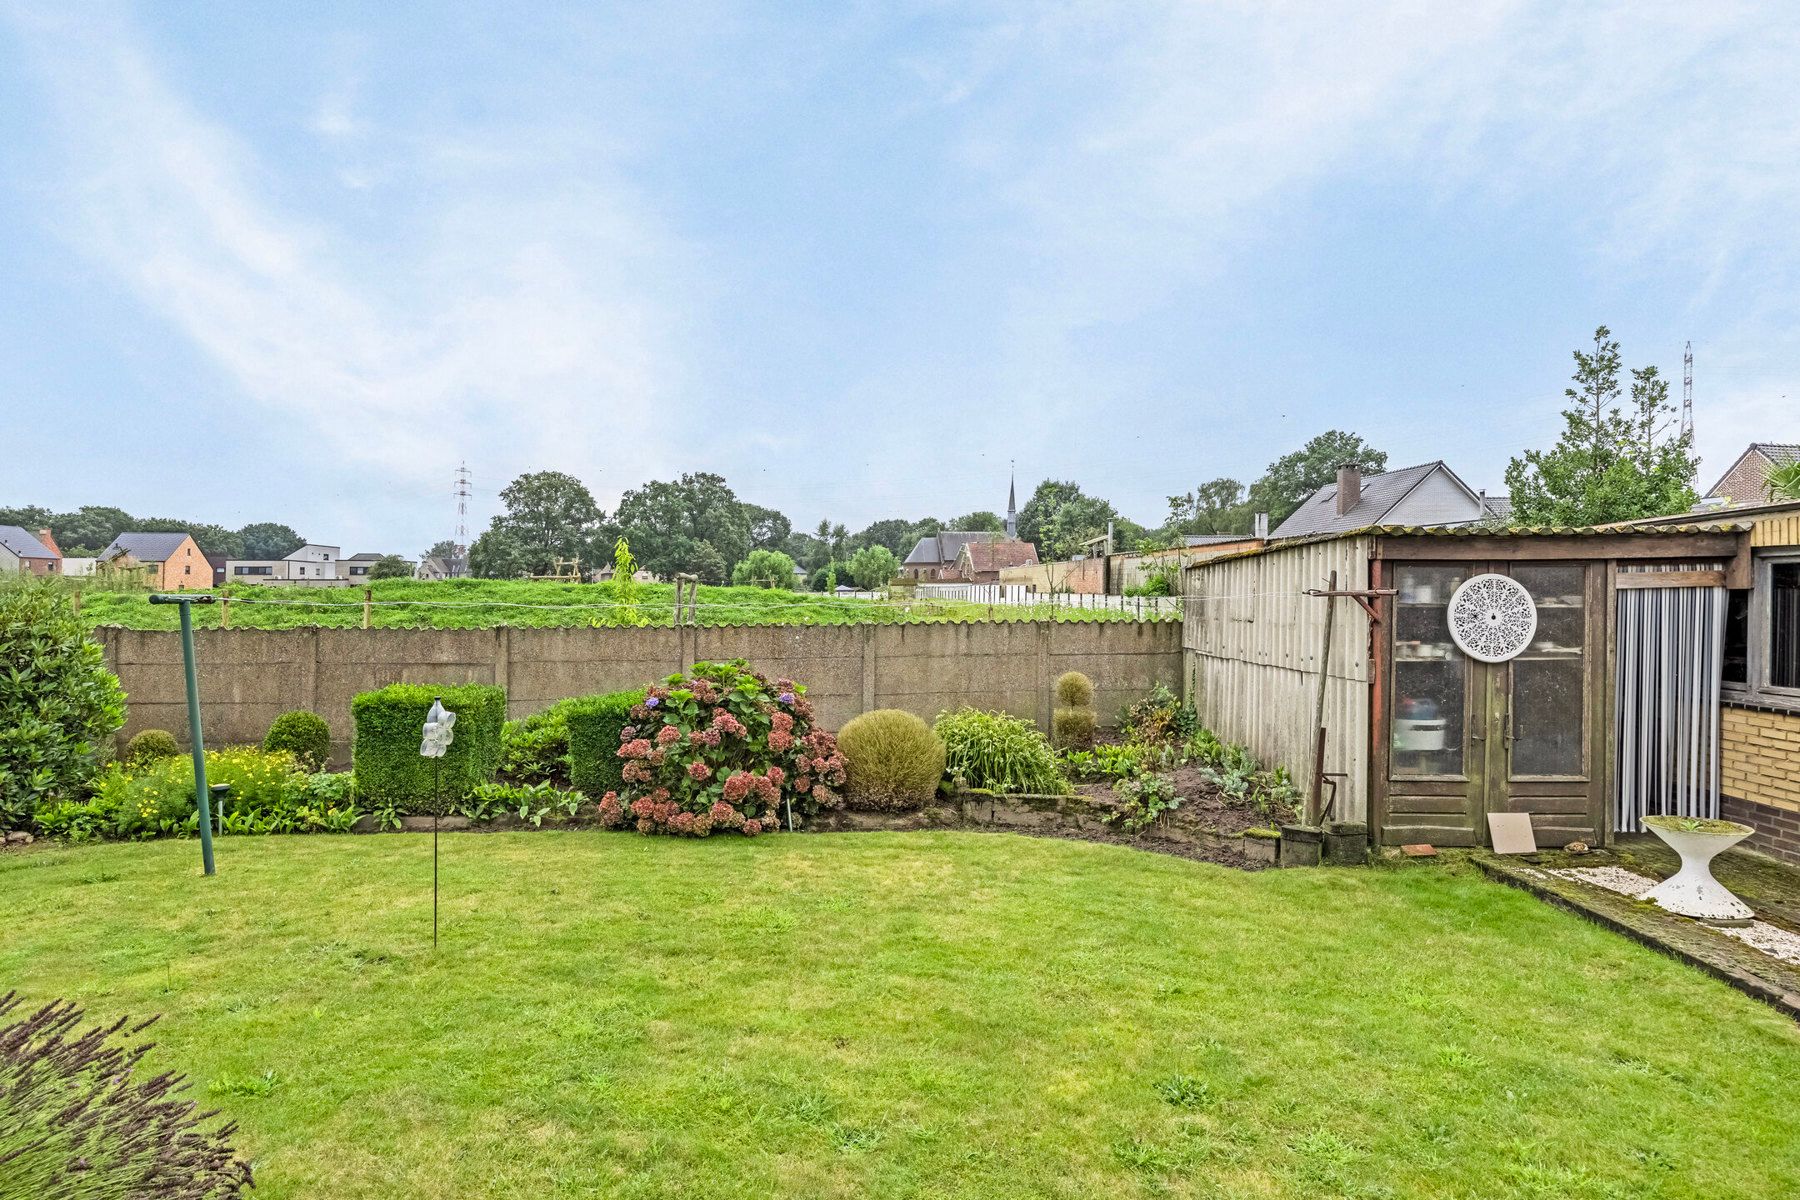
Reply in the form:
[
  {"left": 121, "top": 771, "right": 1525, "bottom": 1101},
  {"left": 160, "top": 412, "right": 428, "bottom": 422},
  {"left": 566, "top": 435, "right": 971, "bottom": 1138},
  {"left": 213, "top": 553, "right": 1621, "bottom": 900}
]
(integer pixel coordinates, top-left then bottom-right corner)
[{"left": 1379, "top": 561, "right": 1604, "bottom": 847}]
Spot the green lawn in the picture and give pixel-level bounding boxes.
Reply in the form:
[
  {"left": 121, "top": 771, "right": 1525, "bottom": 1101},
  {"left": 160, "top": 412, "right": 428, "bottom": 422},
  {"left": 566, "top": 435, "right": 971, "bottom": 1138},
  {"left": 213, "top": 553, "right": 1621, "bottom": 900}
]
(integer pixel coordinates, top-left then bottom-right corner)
[
  {"left": 4, "top": 833, "right": 1797, "bottom": 1199},
  {"left": 66, "top": 577, "right": 1163, "bottom": 629}
]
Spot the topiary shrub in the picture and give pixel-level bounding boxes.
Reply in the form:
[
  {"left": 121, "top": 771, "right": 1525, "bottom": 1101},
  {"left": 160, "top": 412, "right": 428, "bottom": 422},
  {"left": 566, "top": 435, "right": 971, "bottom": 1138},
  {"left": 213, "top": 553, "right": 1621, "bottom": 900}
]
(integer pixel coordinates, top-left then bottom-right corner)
[
  {"left": 0, "top": 991, "right": 254, "bottom": 1197},
  {"left": 566, "top": 690, "right": 646, "bottom": 798},
  {"left": 263, "top": 710, "right": 331, "bottom": 771},
  {"left": 933, "top": 708, "right": 1068, "bottom": 795},
  {"left": 597, "top": 660, "right": 846, "bottom": 837},
  {"left": 837, "top": 709, "right": 946, "bottom": 811},
  {"left": 1052, "top": 670, "right": 1097, "bottom": 750},
  {"left": 350, "top": 683, "right": 505, "bottom": 810},
  {"left": 0, "top": 583, "right": 125, "bottom": 831},
  {"left": 1054, "top": 671, "right": 1094, "bottom": 708},
  {"left": 125, "top": 728, "right": 181, "bottom": 766}
]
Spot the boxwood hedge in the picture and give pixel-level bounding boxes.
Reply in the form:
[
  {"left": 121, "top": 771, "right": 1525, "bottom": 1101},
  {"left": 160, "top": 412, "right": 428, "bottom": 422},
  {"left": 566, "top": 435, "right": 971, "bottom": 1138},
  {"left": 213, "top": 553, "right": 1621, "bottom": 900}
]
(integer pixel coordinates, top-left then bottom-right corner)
[
  {"left": 350, "top": 683, "right": 505, "bottom": 808},
  {"left": 566, "top": 689, "right": 645, "bottom": 798}
]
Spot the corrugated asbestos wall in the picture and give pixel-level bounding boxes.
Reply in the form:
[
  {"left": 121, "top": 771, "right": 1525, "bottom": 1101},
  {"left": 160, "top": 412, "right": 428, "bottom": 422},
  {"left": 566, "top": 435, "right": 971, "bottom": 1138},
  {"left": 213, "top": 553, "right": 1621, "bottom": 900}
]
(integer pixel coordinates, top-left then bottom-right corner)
[{"left": 1182, "top": 537, "right": 1374, "bottom": 822}]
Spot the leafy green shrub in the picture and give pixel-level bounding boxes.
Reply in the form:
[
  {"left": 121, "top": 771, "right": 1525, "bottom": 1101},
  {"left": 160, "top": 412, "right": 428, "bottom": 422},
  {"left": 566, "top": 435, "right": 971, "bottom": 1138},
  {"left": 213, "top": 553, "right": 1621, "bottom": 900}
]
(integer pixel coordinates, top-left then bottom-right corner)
[
  {"left": 463, "top": 780, "right": 585, "bottom": 825},
  {"left": 933, "top": 708, "right": 1068, "bottom": 795},
  {"left": 350, "top": 683, "right": 505, "bottom": 810},
  {"left": 566, "top": 690, "right": 646, "bottom": 798},
  {"left": 0, "top": 583, "right": 125, "bottom": 830},
  {"left": 263, "top": 710, "right": 331, "bottom": 771},
  {"left": 125, "top": 728, "right": 181, "bottom": 766},
  {"left": 0, "top": 992, "right": 254, "bottom": 1198},
  {"left": 1121, "top": 682, "right": 1197, "bottom": 747},
  {"left": 501, "top": 698, "right": 591, "bottom": 785},
  {"left": 836, "top": 709, "right": 945, "bottom": 811},
  {"left": 597, "top": 661, "right": 846, "bottom": 836},
  {"left": 1106, "top": 774, "right": 1181, "bottom": 832},
  {"left": 1061, "top": 743, "right": 1146, "bottom": 783},
  {"left": 74, "top": 747, "right": 318, "bottom": 839}
]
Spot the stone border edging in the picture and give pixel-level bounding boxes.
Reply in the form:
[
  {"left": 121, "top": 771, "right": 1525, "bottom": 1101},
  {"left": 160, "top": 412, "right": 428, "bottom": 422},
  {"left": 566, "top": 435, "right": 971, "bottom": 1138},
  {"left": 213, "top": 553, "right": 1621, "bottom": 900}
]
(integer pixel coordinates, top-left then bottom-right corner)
[{"left": 1473, "top": 853, "right": 1800, "bottom": 1022}]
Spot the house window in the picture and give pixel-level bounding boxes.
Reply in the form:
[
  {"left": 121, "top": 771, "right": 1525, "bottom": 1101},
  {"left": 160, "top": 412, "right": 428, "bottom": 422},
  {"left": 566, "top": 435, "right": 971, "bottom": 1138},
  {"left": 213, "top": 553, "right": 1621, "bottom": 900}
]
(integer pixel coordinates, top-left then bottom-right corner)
[
  {"left": 351, "top": 566, "right": 368, "bottom": 576},
  {"left": 1729, "top": 551, "right": 1800, "bottom": 709},
  {"left": 1774, "top": 561, "right": 1800, "bottom": 690},
  {"left": 183, "top": 565, "right": 191, "bottom": 576}
]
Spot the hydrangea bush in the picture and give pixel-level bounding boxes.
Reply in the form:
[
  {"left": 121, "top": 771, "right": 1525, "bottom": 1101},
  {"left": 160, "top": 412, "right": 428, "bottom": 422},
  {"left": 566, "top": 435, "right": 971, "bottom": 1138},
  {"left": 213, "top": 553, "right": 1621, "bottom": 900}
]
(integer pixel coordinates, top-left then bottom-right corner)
[{"left": 599, "top": 660, "right": 846, "bottom": 837}]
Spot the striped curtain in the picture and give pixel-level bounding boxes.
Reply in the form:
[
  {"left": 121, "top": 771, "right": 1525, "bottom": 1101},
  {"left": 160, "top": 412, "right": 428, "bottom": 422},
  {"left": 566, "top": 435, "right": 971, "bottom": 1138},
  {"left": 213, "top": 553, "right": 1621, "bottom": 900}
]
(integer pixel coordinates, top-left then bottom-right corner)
[{"left": 1615, "top": 565, "right": 1726, "bottom": 832}]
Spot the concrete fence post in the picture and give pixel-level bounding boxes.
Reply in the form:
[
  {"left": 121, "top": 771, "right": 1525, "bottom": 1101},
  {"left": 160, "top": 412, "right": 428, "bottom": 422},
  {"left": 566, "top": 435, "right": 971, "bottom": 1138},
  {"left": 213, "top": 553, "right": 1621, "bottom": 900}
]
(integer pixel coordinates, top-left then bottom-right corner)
[
  {"left": 861, "top": 625, "right": 877, "bottom": 715},
  {"left": 1035, "top": 621, "right": 1052, "bottom": 732}
]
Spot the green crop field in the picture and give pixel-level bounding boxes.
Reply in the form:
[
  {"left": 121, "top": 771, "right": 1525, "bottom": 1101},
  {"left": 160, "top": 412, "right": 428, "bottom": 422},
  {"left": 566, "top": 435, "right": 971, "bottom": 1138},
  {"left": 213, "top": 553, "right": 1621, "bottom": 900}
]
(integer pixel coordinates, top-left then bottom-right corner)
[
  {"left": 5, "top": 833, "right": 1798, "bottom": 1199},
  {"left": 64, "top": 577, "right": 1169, "bottom": 630}
]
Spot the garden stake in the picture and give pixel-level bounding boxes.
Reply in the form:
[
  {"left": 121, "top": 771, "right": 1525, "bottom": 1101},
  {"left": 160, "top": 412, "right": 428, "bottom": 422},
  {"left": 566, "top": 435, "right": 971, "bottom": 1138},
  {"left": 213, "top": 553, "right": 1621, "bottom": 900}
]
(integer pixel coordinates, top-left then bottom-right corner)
[
  {"left": 148, "top": 593, "right": 219, "bottom": 876},
  {"left": 419, "top": 698, "right": 457, "bottom": 948}
]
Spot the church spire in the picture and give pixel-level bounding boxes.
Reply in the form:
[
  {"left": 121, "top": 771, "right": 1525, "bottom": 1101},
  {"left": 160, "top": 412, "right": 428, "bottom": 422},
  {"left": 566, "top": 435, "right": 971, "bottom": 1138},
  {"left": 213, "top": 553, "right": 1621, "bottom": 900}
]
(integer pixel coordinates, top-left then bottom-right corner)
[{"left": 1006, "top": 462, "right": 1018, "bottom": 539}]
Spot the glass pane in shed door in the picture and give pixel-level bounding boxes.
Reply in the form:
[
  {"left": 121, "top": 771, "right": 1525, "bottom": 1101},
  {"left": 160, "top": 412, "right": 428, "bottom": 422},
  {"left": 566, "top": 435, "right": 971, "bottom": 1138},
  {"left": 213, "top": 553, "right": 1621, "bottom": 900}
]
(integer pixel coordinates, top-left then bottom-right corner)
[
  {"left": 1509, "top": 564, "right": 1586, "bottom": 778},
  {"left": 1391, "top": 565, "right": 1469, "bottom": 777}
]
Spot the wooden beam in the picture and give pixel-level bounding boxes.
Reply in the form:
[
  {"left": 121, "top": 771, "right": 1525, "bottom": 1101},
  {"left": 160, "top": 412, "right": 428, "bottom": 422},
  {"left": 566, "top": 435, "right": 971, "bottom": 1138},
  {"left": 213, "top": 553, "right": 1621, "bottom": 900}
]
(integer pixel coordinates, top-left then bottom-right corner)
[{"left": 1614, "top": 570, "right": 1726, "bottom": 589}]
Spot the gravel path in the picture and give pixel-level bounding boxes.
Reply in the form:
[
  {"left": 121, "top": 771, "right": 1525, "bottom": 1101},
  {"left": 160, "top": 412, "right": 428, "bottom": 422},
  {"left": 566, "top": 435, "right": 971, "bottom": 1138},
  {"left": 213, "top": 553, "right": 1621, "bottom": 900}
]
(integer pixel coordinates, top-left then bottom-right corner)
[{"left": 1547, "top": 865, "right": 1800, "bottom": 966}]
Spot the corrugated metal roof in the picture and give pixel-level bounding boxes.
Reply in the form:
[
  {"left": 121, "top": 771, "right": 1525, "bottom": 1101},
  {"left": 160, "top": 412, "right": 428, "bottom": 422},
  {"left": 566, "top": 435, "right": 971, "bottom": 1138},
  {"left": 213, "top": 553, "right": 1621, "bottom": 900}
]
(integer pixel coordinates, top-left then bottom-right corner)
[
  {"left": 1185, "top": 519, "right": 1749, "bottom": 569},
  {"left": 100, "top": 531, "right": 193, "bottom": 562},
  {"left": 0, "top": 525, "right": 56, "bottom": 559}
]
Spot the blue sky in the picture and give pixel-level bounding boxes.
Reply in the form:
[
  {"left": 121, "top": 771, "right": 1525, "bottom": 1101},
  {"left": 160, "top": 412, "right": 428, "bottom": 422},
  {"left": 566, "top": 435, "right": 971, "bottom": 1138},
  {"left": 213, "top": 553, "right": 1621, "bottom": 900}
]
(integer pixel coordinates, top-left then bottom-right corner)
[{"left": 4, "top": 2, "right": 1799, "bottom": 553}]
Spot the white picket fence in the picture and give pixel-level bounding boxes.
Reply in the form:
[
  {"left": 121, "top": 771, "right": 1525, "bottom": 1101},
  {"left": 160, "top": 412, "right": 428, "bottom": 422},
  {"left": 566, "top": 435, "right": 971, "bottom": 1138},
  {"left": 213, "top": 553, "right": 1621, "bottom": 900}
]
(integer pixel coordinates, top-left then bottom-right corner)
[{"left": 913, "top": 583, "right": 1180, "bottom": 619}]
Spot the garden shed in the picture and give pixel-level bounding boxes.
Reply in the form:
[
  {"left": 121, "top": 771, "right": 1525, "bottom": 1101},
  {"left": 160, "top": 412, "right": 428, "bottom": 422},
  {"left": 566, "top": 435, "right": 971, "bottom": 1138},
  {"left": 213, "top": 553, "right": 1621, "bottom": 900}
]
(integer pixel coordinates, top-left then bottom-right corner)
[{"left": 1182, "top": 522, "right": 1752, "bottom": 849}]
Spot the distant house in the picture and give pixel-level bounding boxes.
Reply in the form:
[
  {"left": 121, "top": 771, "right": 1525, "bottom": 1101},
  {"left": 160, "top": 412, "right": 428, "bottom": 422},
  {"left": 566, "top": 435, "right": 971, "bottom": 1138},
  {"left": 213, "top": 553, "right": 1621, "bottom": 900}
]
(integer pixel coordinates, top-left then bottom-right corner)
[
  {"left": 902, "top": 531, "right": 1006, "bottom": 581},
  {"left": 955, "top": 538, "right": 1039, "bottom": 583},
  {"left": 415, "top": 556, "right": 452, "bottom": 582},
  {"left": 591, "top": 563, "right": 656, "bottom": 584},
  {"left": 0, "top": 525, "right": 60, "bottom": 576},
  {"left": 225, "top": 544, "right": 350, "bottom": 586},
  {"left": 204, "top": 553, "right": 228, "bottom": 588},
  {"left": 1269, "top": 462, "right": 1500, "bottom": 541},
  {"left": 343, "top": 552, "right": 413, "bottom": 579},
  {"left": 98, "top": 532, "right": 208, "bottom": 590},
  {"left": 1704, "top": 443, "right": 1800, "bottom": 503}
]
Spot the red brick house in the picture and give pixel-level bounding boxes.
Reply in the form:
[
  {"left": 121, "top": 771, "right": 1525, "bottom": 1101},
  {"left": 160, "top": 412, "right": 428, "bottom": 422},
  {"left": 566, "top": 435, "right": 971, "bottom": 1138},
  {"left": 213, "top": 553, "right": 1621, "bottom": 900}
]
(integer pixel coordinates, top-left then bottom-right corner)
[
  {"left": 955, "top": 538, "right": 1039, "bottom": 583},
  {"left": 0, "top": 526, "right": 60, "bottom": 576},
  {"left": 1705, "top": 443, "right": 1800, "bottom": 504}
]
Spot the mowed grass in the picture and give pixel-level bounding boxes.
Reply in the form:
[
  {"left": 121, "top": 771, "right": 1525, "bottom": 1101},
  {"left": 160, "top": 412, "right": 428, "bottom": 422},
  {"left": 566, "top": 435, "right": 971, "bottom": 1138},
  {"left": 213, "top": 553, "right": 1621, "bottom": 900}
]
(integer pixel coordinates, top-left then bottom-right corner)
[
  {"left": 4, "top": 834, "right": 1798, "bottom": 1199},
  {"left": 71, "top": 577, "right": 1158, "bottom": 630}
]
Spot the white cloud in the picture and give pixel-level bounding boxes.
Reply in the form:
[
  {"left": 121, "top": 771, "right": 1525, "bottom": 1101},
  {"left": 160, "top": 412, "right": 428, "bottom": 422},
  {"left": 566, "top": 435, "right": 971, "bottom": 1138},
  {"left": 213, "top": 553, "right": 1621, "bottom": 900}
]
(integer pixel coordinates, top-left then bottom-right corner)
[{"left": 7, "top": 4, "right": 697, "bottom": 511}]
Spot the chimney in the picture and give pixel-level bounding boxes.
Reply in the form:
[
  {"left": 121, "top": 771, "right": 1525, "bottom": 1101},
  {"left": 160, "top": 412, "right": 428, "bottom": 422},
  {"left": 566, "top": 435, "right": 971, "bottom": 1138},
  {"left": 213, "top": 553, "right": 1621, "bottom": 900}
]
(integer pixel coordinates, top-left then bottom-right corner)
[
  {"left": 1335, "top": 464, "right": 1363, "bottom": 516},
  {"left": 37, "top": 528, "right": 60, "bottom": 557},
  {"left": 1253, "top": 512, "right": 1269, "bottom": 540}
]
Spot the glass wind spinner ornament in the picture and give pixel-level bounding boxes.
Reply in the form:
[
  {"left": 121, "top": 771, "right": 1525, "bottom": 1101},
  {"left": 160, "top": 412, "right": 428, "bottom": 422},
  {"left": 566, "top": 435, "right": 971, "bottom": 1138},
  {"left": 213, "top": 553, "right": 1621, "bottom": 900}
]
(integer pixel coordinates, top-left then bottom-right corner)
[
  {"left": 1446, "top": 574, "right": 1538, "bottom": 663},
  {"left": 420, "top": 699, "right": 456, "bottom": 757}
]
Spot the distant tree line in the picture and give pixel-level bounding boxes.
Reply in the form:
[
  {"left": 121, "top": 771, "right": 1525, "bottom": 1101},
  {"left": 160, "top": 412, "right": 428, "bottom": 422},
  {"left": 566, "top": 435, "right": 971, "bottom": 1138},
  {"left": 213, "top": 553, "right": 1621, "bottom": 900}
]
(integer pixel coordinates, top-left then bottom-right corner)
[{"left": 0, "top": 504, "right": 307, "bottom": 561}]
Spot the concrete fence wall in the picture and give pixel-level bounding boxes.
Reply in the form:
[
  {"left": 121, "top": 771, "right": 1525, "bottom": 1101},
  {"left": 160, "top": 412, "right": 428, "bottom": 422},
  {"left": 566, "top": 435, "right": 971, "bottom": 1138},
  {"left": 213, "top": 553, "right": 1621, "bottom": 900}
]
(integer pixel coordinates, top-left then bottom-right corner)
[{"left": 96, "top": 621, "right": 1183, "bottom": 763}]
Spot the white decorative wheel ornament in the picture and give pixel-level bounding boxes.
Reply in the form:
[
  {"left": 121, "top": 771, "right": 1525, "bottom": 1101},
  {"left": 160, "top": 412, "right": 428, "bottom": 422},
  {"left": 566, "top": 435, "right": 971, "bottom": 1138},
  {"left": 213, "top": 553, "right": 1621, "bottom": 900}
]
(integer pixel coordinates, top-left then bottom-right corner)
[{"left": 1446, "top": 574, "right": 1538, "bottom": 663}]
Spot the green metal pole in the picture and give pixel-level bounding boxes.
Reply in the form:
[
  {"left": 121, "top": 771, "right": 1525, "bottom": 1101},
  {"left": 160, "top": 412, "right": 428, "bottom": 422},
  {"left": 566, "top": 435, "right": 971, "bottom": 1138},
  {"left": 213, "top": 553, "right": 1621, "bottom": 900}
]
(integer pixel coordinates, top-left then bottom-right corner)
[{"left": 178, "top": 601, "right": 217, "bottom": 876}]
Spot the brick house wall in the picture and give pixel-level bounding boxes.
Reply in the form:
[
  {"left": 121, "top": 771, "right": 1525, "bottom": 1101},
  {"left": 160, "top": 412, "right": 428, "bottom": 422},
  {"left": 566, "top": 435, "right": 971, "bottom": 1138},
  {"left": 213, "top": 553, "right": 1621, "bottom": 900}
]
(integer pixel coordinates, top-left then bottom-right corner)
[
  {"left": 1708, "top": 451, "right": 1776, "bottom": 503},
  {"left": 1720, "top": 704, "right": 1800, "bottom": 863},
  {"left": 155, "top": 536, "right": 210, "bottom": 590}
]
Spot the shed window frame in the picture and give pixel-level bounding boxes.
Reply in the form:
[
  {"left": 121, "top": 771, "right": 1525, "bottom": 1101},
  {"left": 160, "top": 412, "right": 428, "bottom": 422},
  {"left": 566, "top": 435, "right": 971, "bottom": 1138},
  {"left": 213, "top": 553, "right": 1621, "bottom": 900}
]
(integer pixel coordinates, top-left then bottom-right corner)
[{"left": 1725, "top": 548, "right": 1800, "bottom": 713}]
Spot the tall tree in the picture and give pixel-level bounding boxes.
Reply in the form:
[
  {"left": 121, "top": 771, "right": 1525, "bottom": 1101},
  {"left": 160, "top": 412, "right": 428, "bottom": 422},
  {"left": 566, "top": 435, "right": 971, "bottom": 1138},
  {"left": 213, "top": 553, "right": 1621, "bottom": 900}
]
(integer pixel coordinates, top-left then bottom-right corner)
[
  {"left": 742, "top": 504, "right": 792, "bottom": 553},
  {"left": 1505, "top": 327, "right": 1698, "bottom": 525},
  {"left": 613, "top": 472, "right": 750, "bottom": 584},
  {"left": 368, "top": 554, "right": 413, "bottom": 580},
  {"left": 422, "top": 539, "right": 459, "bottom": 561},
  {"left": 237, "top": 522, "right": 306, "bottom": 560},
  {"left": 468, "top": 471, "right": 606, "bottom": 579},
  {"left": 1017, "top": 481, "right": 1127, "bottom": 560},
  {"left": 947, "top": 510, "right": 1006, "bottom": 533},
  {"left": 847, "top": 544, "right": 899, "bottom": 589},
  {"left": 1245, "top": 432, "right": 1387, "bottom": 525},
  {"left": 730, "top": 548, "right": 799, "bottom": 588},
  {"left": 848, "top": 518, "right": 920, "bottom": 559},
  {"left": 1163, "top": 478, "right": 1249, "bottom": 538}
]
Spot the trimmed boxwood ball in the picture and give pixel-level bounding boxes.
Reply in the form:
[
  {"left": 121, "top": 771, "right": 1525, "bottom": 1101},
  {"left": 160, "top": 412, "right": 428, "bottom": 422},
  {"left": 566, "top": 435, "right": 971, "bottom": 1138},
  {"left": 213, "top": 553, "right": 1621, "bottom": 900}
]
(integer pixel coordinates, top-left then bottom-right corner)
[
  {"left": 1054, "top": 671, "right": 1094, "bottom": 708},
  {"left": 565, "top": 689, "right": 646, "bottom": 798},
  {"left": 350, "top": 683, "right": 505, "bottom": 810},
  {"left": 124, "top": 728, "right": 180, "bottom": 766},
  {"left": 263, "top": 709, "right": 331, "bottom": 771},
  {"left": 837, "top": 709, "right": 946, "bottom": 812}
]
